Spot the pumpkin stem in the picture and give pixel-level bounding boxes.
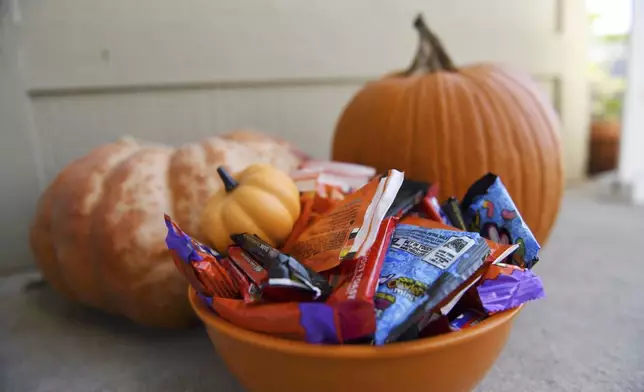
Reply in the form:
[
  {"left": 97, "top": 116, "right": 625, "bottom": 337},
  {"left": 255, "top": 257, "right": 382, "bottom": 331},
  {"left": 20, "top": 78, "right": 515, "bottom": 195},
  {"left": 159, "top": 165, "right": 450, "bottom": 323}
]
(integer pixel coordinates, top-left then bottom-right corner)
[
  {"left": 217, "top": 166, "right": 238, "bottom": 192},
  {"left": 404, "top": 14, "right": 457, "bottom": 75}
]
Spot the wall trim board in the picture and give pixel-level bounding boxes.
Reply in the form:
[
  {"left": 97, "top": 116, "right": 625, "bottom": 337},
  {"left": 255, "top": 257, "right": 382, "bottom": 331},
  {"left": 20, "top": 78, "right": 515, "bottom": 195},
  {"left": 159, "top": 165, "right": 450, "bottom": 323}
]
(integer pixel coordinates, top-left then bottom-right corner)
[
  {"left": 535, "top": 74, "right": 563, "bottom": 116},
  {"left": 555, "top": 0, "right": 565, "bottom": 34},
  {"left": 28, "top": 76, "right": 372, "bottom": 98},
  {"left": 29, "top": 73, "right": 559, "bottom": 99}
]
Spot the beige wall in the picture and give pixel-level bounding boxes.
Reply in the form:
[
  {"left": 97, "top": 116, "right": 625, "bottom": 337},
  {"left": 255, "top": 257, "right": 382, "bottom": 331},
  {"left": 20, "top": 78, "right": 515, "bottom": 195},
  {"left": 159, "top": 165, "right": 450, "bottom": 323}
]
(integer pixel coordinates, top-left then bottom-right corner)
[
  {"left": 0, "top": 10, "right": 45, "bottom": 273},
  {"left": 1, "top": 0, "right": 589, "bottom": 271}
]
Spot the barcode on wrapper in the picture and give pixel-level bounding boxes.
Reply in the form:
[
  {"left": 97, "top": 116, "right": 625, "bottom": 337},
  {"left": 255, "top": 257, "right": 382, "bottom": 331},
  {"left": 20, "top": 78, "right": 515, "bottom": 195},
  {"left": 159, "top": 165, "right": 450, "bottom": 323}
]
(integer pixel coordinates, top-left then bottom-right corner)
[{"left": 422, "top": 236, "right": 475, "bottom": 270}]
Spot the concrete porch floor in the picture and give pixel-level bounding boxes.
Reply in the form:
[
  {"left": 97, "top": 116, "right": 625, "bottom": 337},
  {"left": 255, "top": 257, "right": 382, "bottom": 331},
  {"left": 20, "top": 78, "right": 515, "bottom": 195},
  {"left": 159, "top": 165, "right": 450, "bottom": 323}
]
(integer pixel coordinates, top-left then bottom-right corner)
[{"left": 2, "top": 183, "right": 644, "bottom": 392}]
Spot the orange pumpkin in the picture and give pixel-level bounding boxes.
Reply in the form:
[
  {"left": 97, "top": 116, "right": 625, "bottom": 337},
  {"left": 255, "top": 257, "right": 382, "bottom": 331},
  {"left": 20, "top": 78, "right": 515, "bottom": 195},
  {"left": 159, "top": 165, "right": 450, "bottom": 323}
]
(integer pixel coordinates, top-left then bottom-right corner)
[
  {"left": 332, "top": 15, "right": 563, "bottom": 244},
  {"left": 201, "top": 164, "right": 301, "bottom": 254},
  {"left": 29, "top": 131, "right": 304, "bottom": 327}
]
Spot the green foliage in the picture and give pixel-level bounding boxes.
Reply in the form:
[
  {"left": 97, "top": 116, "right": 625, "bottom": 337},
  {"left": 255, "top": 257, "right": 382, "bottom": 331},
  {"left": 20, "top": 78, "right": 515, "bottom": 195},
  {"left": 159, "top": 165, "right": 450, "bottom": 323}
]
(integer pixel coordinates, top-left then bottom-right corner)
[
  {"left": 588, "top": 13, "right": 601, "bottom": 24},
  {"left": 588, "top": 62, "right": 626, "bottom": 122},
  {"left": 587, "top": 5, "right": 630, "bottom": 122},
  {"left": 600, "top": 34, "right": 629, "bottom": 43}
]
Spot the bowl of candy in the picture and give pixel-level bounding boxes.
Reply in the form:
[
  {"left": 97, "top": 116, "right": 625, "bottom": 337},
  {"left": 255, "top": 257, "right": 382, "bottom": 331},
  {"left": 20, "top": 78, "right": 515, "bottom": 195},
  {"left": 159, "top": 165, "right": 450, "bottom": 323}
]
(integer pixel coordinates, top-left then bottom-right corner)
[
  {"left": 190, "top": 290, "right": 522, "bottom": 392},
  {"left": 166, "top": 161, "right": 545, "bottom": 392}
]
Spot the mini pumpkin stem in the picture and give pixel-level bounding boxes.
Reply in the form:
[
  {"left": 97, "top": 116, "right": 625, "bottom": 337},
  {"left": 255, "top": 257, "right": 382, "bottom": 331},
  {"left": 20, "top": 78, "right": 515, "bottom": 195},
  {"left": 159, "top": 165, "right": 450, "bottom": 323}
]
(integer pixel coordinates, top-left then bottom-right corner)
[
  {"left": 217, "top": 166, "right": 238, "bottom": 192},
  {"left": 404, "top": 14, "right": 457, "bottom": 75}
]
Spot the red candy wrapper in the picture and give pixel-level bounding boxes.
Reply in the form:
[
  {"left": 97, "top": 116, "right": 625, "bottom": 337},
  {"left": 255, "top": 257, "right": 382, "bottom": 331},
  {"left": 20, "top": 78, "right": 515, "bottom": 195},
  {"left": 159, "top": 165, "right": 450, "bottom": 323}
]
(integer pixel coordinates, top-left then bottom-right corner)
[
  {"left": 416, "top": 184, "right": 449, "bottom": 223},
  {"left": 164, "top": 214, "right": 238, "bottom": 298},
  {"left": 219, "top": 257, "right": 261, "bottom": 304},
  {"left": 227, "top": 247, "right": 266, "bottom": 286},
  {"left": 324, "top": 217, "right": 398, "bottom": 342}
]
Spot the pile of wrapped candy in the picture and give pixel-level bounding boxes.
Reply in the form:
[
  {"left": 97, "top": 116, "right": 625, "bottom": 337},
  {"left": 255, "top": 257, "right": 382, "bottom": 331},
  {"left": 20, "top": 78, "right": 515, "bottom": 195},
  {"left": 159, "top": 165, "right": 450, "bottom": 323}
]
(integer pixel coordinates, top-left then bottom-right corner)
[{"left": 165, "top": 162, "right": 545, "bottom": 345}]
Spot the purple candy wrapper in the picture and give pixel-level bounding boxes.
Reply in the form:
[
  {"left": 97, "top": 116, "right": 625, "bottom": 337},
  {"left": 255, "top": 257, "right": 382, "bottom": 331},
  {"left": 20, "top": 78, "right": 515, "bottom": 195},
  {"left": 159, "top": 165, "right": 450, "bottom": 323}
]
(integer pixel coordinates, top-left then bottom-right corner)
[
  {"left": 299, "top": 303, "right": 340, "bottom": 344},
  {"left": 198, "top": 292, "right": 214, "bottom": 308},
  {"left": 476, "top": 263, "right": 545, "bottom": 314}
]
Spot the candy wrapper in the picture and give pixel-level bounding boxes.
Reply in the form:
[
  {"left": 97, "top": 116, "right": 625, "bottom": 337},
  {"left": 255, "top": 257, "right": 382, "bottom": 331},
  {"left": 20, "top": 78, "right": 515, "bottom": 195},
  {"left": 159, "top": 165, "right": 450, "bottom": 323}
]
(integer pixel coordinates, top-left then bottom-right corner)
[
  {"left": 281, "top": 186, "right": 345, "bottom": 253},
  {"left": 205, "top": 297, "right": 324, "bottom": 341},
  {"left": 449, "top": 309, "right": 487, "bottom": 330},
  {"left": 219, "top": 256, "right": 261, "bottom": 304},
  {"left": 404, "top": 308, "right": 488, "bottom": 341},
  {"left": 373, "top": 223, "right": 490, "bottom": 345},
  {"left": 476, "top": 263, "right": 545, "bottom": 314},
  {"left": 297, "top": 217, "right": 397, "bottom": 343},
  {"left": 230, "top": 233, "right": 332, "bottom": 302},
  {"left": 461, "top": 173, "right": 540, "bottom": 268},
  {"left": 416, "top": 263, "right": 543, "bottom": 339},
  {"left": 422, "top": 190, "right": 451, "bottom": 225},
  {"left": 164, "top": 214, "right": 238, "bottom": 298},
  {"left": 282, "top": 193, "right": 317, "bottom": 252},
  {"left": 385, "top": 217, "right": 519, "bottom": 342},
  {"left": 166, "top": 216, "right": 332, "bottom": 341},
  {"left": 385, "top": 179, "right": 431, "bottom": 218},
  {"left": 300, "top": 160, "right": 376, "bottom": 177},
  {"left": 205, "top": 296, "right": 354, "bottom": 344},
  {"left": 285, "top": 170, "right": 404, "bottom": 272},
  {"left": 311, "top": 185, "right": 345, "bottom": 213},
  {"left": 191, "top": 219, "right": 396, "bottom": 345},
  {"left": 323, "top": 217, "right": 397, "bottom": 342},
  {"left": 441, "top": 197, "right": 467, "bottom": 230},
  {"left": 291, "top": 161, "right": 376, "bottom": 193},
  {"left": 165, "top": 167, "right": 547, "bottom": 347},
  {"left": 401, "top": 217, "right": 519, "bottom": 266}
]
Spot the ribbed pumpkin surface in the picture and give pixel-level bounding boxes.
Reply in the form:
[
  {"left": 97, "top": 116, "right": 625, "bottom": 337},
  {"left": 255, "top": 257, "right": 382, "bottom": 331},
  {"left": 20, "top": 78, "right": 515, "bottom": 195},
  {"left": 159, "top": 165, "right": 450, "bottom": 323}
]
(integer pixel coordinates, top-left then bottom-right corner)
[
  {"left": 333, "top": 17, "right": 563, "bottom": 244},
  {"left": 30, "top": 131, "right": 304, "bottom": 327}
]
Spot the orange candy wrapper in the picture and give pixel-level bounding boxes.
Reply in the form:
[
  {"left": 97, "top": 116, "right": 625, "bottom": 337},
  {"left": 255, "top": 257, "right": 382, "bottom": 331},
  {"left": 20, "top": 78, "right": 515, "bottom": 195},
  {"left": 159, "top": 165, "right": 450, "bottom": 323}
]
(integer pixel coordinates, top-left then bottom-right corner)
[
  {"left": 284, "top": 170, "right": 404, "bottom": 272},
  {"left": 281, "top": 185, "right": 345, "bottom": 252}
]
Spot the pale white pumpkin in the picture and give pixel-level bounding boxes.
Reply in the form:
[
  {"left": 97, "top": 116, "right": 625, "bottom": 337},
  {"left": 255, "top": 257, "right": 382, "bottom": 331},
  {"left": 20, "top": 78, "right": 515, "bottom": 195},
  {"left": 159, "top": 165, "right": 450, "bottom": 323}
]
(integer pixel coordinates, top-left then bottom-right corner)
[{"left": 30, "top": 130, "right": 304, "bottom": 327}]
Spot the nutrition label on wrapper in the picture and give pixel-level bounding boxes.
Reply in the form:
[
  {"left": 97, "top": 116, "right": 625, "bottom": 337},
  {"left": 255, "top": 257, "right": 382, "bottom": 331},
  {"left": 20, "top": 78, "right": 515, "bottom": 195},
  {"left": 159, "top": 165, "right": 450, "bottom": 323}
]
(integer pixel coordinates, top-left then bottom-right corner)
[{"left": 390, "top": 235, "right": 475, "bottom": 270}]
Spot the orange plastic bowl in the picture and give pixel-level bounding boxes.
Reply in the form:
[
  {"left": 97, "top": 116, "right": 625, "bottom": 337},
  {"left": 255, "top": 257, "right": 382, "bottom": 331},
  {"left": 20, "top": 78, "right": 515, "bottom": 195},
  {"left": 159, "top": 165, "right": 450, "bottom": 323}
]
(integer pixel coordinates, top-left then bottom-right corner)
[{"left": 189, "top": 290, "right": 521, "bottom": 392}]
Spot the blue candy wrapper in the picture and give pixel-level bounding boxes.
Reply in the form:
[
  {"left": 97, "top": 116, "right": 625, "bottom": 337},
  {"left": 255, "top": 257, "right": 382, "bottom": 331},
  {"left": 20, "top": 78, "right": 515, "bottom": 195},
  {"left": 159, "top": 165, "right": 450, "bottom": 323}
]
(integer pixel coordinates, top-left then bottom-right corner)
[
  {"left": 373, "top": 224, "right": 490, "bottom": 345},
  {"left": 461, "top": 173, "right": 540, "bottom": 269}
]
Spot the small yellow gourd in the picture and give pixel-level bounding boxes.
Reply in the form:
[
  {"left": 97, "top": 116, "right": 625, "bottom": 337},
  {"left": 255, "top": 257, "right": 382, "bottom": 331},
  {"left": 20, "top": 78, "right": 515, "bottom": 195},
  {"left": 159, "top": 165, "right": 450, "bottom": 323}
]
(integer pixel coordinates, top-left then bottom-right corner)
[{"left": 200, "top": 164, "right": 301, "bottom": 254}]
